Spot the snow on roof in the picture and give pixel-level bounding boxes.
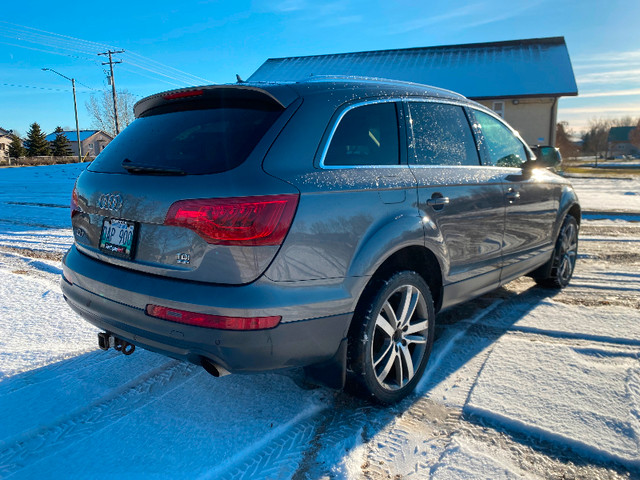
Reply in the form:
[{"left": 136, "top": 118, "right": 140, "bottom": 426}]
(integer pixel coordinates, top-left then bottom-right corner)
[
  {"left": 44, "top": 130, "right": 110, "bottom": 142},
  {"left": 249, "top": 37, "right": 578, "bottom": 99}
]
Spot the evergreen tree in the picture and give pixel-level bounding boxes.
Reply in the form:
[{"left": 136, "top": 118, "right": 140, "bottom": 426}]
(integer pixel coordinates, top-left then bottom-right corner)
[
  {"left": 8, "top": 134, "right": 26, "bottom": 158},
  {"left": 50, "top": 126, "right": 73, "bottom": 156},
  {"left": 25, "top": 122, "right": 51, "bottom": 156}
]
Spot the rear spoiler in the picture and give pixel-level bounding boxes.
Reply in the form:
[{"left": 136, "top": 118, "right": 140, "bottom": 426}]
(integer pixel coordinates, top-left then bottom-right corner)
[{"left": 134, "top": 84, "right": 298, "bottom": 118}]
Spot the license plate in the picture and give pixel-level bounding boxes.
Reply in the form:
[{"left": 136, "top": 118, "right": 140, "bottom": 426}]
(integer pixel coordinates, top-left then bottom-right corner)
[{"left": 99, "top": 219, "right": 136, "bottom": 259}]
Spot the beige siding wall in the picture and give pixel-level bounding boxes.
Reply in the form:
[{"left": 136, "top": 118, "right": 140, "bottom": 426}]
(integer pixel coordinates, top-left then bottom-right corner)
[
  {"left": 476, "top": 97, "right": 557, "bottom": 146},
  {"left": 0, "top": 136, "right": 11, "bottom": 159}
]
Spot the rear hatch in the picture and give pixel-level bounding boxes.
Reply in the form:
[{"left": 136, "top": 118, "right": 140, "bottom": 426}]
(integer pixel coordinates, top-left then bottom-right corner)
[{"left": 71, "top": 85, "right": 300, "bottom": 285}]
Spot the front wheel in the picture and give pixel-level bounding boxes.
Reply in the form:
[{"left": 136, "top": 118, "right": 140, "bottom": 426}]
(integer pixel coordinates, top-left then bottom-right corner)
[
  {"left": 347, "top": 271, "right": 435, "bottom": 404},
  {"left": 536, "top": 214, "right": 579, "bottom": 289}
]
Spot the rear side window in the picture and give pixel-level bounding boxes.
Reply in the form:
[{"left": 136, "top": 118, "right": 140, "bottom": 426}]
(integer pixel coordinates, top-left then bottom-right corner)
[
  {"left": 473, "top": 110, "right": 527, "bottom": 168},
  {"left": 407, "top": 102, "right": 479, "bottom": 166},
  {"left": 324, "top": 102, "right": 399, "bottom": 166},
  {"left": 89, "top": 106, "right": 282, "bottom": 175}
]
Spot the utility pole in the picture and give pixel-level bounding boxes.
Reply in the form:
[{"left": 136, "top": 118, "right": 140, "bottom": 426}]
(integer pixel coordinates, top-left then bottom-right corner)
[
  {"left": 42, "top": 68, "right": 83, "bottom": 163},
  {"left": 98, "top": 49, "right": 125, "bottom": 135}
]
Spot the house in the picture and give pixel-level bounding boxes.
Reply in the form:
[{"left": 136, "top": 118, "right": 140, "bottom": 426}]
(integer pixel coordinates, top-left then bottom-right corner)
[
  {"left": 607, "top": 126, "right": 640, "bottom": 158},
  {"left": 248, "top": 37, "right": 578, "bottom": 146},
  {"left": 0, "top": 127, "right": 12, "bottom": 160},
  {"left": 45, "top": 130, "right": 114, "bottom": 158}
]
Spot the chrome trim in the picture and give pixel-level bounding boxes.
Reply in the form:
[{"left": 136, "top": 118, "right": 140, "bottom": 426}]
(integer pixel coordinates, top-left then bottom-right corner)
[
  {"left": 97, "top": 193, "right": 123, "bottom": 211},
  {"left": 319, "top": 97, "right": 475, "bottom": 170}
]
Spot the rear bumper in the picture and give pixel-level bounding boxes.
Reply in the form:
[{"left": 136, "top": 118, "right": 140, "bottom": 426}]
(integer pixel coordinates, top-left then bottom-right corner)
[{"left": 61, "top": 246, "right": 357, "bottom": 372}]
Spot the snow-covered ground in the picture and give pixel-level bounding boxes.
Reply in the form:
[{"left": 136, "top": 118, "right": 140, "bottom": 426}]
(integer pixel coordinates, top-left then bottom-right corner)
[{"left": 0, "top": 164, "right": 639, "bottom": 479}]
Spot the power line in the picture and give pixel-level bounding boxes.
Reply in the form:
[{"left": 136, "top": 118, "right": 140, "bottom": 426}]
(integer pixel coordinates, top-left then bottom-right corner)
[
  {"left": 1, "top": 21, "right": 213, "bottom": 87},
  {"left": 1, "top": 82, "right": 93, "bottom": 93}
]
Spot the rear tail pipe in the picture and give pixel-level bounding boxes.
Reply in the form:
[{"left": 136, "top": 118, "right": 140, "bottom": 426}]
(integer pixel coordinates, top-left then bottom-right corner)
[{"left": 98, "top": 332, "right": 135, "bottom": 355}]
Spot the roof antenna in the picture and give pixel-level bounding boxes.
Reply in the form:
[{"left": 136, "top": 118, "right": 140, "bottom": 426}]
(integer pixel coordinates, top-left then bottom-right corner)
[{"left": 236, "top": 74, "right": 245, "bottom": 83}]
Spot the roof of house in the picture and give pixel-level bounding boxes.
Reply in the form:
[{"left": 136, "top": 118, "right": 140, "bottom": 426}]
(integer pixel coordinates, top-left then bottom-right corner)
[
  {"left": 0, "top": 127, "right": 11, "bottom": 137},
  {"left": 45, "top": 130, "right": 113, "bottom": 142},
  {"left": 248, "top": 37, "right": 578, "bottom": 100},
  {"left": 608, "top": 126, "right": 635, "bottom": 143}
]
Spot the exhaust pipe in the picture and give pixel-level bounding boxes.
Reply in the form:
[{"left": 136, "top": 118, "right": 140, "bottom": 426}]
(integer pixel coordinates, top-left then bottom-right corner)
[
  {"left": 201, "top": 358, "right": 230, "bottom": 378},
  {"left": 97, "top": 332, "right": 136, "bottom": 356}
]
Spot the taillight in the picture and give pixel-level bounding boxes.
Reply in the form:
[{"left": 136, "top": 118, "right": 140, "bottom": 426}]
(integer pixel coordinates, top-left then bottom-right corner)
[
  {"left": 146, "top": 304, "right": 281, "bottom": 330},
  {"left": 164, "top": 194, "right": 299, "bottom": 246},
  {"left": 71, "top": 183, "right": 80, "bottom": 219}
]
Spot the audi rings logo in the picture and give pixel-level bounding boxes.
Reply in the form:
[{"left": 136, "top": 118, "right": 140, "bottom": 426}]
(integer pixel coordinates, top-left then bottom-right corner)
[{"left": 97, "top": 193, "right": 123, "bottom": 211}]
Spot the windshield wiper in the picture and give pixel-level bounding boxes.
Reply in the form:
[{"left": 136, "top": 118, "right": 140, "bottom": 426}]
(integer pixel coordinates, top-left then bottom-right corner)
[{"left": 121, "top": 159, "right": 186, "bottom": 176}]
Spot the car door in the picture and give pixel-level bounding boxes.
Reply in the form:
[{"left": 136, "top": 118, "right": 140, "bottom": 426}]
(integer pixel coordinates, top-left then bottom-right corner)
[
  {"left": 405, "top": 100, "right": 506, "bottom": 307},
  {"left": 470, "top": 109, "right": 559, "bottom": 283}
]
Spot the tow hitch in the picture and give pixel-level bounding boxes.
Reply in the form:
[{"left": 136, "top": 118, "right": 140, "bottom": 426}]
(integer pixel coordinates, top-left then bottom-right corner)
[{"left": 98, "top": 332, "right": 136, "bottom": 355}]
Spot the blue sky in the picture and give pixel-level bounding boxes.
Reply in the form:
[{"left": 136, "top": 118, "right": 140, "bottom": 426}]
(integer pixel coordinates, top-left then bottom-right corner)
[{"left": 1, "top": 0, "right": 639, "bottom": 137}]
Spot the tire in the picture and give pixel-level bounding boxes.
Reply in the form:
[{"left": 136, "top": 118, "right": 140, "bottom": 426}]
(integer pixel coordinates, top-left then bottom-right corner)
[
  {"left": 536, "top": 214, "right": 579, "bottom": 289},
  {"left": 347, "top": 271, "right": 435, "bottom": 404}
]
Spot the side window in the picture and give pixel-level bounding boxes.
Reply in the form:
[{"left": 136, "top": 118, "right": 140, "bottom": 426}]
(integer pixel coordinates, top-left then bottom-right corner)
[
  {"left": 324, "top": 102, "right": 399, "bottom": 166},
  {"left": 474, "top": 110, "right": 526, "bottom": 167},
  {"left": 408, "top": 102, "right": 479, "bottom": 166}
]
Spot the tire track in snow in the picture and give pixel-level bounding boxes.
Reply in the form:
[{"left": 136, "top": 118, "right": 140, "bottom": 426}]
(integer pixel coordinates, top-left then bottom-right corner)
[
  {"left": 0, "top": 360, "right": 198, "bottom": 477},
  {"left": 0, "top": 350, "right": 118, "bottom": 396},
  {"left": 220, "top": 418, "right": 317, "bottom": 480},
  {"left": 358, "top": 292, "right": 546, "bottom": 478},
  {"left": 217, "top": 396, "right": 377, "bottom": 480}
]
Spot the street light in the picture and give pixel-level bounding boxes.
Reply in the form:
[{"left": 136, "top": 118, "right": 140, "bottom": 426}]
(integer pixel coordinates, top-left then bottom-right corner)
[{"left": 42, "top": 68, "right": 82, "bottom": 163}]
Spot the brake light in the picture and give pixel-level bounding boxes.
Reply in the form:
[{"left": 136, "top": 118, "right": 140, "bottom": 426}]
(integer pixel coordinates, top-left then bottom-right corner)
[
  {"left": 162, "top": 89, "right": 204, "bottom": 100},
  {"left": 146, "top": 305, "right": 281, "bottom": 330},
  {"left": 165, "top": 194, "right": 298, "bottom": 246},
  {"left": 71, "top": 184, "right": 80, "bottom": 219}
]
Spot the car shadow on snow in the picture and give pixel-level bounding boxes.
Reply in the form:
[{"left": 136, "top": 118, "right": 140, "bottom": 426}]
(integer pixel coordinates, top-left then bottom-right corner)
[{"left": 1, "top": 280, "right": 631, "bottom": 478}]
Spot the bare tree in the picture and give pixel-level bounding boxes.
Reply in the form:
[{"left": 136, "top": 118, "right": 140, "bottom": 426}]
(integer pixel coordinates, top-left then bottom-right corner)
[
  {"left": 556, "top": 122, "right": 580, "bottom": 161},
  {"left": 610, "top": 116, "right": 639, "bottom": 127},
  {"left": 86, "top": 89, "right": 136, "bottom": 137},
  {"left": 629, "top": 118, "right": 640, "bottom": 149},
  {"left": 582, "top": 118, "right": 611, "bottom": 166}
]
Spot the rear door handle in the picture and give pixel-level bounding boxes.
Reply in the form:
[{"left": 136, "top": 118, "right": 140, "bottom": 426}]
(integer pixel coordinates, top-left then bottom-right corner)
[
  {"left": 505, "top": 188, "right": 520, "bottom": 202},
  {"left": 426, "top": 196, "right": 450, "bottom": 210}
]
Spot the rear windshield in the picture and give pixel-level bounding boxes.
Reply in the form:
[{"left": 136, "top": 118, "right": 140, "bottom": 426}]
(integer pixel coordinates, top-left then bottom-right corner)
[{"left": 89, "top": 105, "right": 282, "bottom": 175}]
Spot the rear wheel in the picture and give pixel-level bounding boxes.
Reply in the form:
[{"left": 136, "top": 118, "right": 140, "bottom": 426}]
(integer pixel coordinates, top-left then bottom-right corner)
[
  {"left": 347, "top": 271, "right": 435, "bottom": 404},
  {"left": 536, "top": 214, "right": 579, "bottom": 289}
]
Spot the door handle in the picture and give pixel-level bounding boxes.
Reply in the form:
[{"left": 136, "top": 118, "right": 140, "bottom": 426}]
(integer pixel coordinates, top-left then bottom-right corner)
[
  {"left": 426, "top": 196, "right": 450, "bottom": 210},
  {"left": 506, "top": 188, "right": 520, "bottom": 202}
]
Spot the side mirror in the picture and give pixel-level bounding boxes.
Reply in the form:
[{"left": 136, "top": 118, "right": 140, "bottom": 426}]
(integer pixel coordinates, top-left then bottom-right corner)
[{"left": 530, "top": 146, "right": 562, "bottom": 169}]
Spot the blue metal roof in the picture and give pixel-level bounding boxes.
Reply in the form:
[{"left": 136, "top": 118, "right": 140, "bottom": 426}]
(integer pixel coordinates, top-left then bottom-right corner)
[
  {"left": 45, "top": 130, "right": 100, "bottom": 142},
  {"left": 248, "top": 37, "right": 578, "bottom": 99}
]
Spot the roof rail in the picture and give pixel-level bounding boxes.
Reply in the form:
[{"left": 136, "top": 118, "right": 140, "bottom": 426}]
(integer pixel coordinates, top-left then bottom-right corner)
[{"left": 298, "top": 75, "right": 466, "bottom": 99}]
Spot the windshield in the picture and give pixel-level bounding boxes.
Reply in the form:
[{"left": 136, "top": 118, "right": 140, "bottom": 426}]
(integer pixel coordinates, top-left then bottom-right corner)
[{"left": 89, "top": 105, "right": 282, "bottom": 175}]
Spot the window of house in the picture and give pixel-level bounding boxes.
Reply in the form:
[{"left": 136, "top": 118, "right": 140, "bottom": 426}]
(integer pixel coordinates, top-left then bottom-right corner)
[
  {"left": 324, "top": 102, "right": 399, "bottom": 166},
  {"left": 492, "top": 101, "right": 505, "bottom": 118},
  {"left": 407, "top": 102, "right": 479, "bottom": 166},
  {"left": 474, "top": 110, "right": 526, "bottom": 167}
]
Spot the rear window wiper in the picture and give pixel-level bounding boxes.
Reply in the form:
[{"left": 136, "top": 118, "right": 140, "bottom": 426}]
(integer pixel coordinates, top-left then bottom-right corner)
[{"left": 121, "top": 159, "right": 186, "bottom": 176}]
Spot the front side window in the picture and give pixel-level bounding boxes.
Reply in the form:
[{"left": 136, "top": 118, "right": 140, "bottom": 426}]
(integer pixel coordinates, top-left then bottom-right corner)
[
  {"left": 324, "top": 102, "right": 399, "bottom": 166},
  {"left": 473, "top": 110, "right": 526, "bottom": 168},
  {"left": 408, "top": 102, "right": 479, "bottom": 166}
]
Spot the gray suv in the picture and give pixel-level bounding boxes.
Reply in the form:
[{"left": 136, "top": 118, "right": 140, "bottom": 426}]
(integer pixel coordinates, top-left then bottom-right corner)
[{"left": 61, "top": 78, "right": 580, "bottom": 404}]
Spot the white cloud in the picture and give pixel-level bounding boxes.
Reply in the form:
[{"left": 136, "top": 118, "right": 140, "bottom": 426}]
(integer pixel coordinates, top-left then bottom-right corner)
[
  {"left": 387, "top": 3, "right": 486, "bottom": 34},
  {"left": 578, "top": 88, "right": 640, "bottom": 98},
  {"left": 560, "top": 105, "right": 640, "bottom": 115},
  {"left": 573, "top": 50, "right": 640, "bottom": 64},
  {"left": 577, "top": 68, "right": 640, "bottom": 85}
]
